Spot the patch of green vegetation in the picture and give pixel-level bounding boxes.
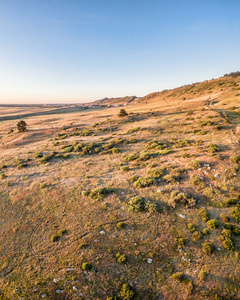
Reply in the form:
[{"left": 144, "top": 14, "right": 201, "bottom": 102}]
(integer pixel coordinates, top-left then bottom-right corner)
[
  {"left": 207, "top": 219, "right": 219, "bottom": 229},
  {"left": 116, "top": 252, "right": 127, "bottom": 264},
  {"left": 202, "top": 242, "right": 213, "bottom": 255},
  {"left": 171, "top": 272, "right": 184, "bottom": 282},
  {"left": 81, "top": 262, "right": 92, "bottom": 271},
  {"left": 51, "top": 234, "right": 59, "bottom": 242},
  {"left": 132, "top": 177, "right": 155, "bottom": 188},
  {"left": 122, "top": 153, "right": 139, "bottom": 162},
  {"left": 169, "top": 191, "right": 196, "bottom": 208},
  {"left": 187, "top": 223, "right": 196, "bottom": 232},
  {"left": 147, "top": 168, "right": 166, "bottom": 178},
  {"left": 145, "top": 140, "right": 167, "bottom": 150},
  {"left": 199, "top": 208, "right": 210, "bottom": 222},
  {"left": 58, "top": 229, "right": 67, "bottom": 236},
  {"left": 120, "top": 284, "right": 135, "bottom": 300},
  {"left": 117, "top": 222, "right": 125, "bottom": 229},
  {"left": 231, "top": 207, "right": 240, "bottom": 223}
]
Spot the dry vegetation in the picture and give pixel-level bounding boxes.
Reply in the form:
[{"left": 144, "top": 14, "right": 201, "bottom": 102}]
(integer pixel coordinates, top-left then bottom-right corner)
[{"left": 0, "top": 73, "right": 240, "bottom": 299}]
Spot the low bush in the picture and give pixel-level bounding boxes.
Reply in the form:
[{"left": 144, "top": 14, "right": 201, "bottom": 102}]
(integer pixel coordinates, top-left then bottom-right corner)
[
  {"left": 207, "top": 219, "right": 219, "bottom": 229},
  {"left": 171, "top": 272, "right": 184, "bottom": 282},
  {"left": 187, "top": 223, "right": 196, "bottom": 232},
  {"left": 117, "top": 222, "right": 125, "bottom": 229},
  {"left": 120, "top": 284, "right": 135, "bottom": 300},
  {"left": 51, "top": 234, "right": 59, "bottom": 242},
  {"left": 147, "top": 168, "right": 166, "bottom": 178},
  {"left": 116, "top": 252, "right": 127, "bottom": 264},
  {"left": 202, "top": 228, "right": 210, "bottom": 235},
  {"left": 231, "top": 207, "right": 240, "bottom": 223},
  {"left": 177, "top": 238, "right": 186, "bottom": 246},
  {"left": 224, "top": 198, "right": 237, "bottom": 207},
  {"left": 133, "top": 177, "right": 155, "bottom": 188},
  {"left": 58, "top": 229, "right": 67, "bottom": 236},
  {"left": 202, "top": 242, "right": 213, "bottom": 255},
  {"left": 199, "top": 208, "right": 210, "bottom": 222},
  {"left": 81, "top": 262, "right": 92, "bottom": 271},
  {"left": 192, "top": 231, "right": 203, "bottom": 241},
  {"left": 231, "top": 156, "right": 240, "bottom": 164},
  {"left": 169, "top": 191, "right": 196, "bottom": 208}
]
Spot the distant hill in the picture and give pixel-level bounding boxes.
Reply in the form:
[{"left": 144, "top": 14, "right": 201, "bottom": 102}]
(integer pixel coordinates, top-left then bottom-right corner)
[{"left": 92, "top": 95, "right": 138, "bottom": 106}]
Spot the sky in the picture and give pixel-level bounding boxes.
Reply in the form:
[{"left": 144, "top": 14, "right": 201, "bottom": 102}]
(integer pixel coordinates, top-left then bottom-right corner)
[{"left": 0, "top": 0, "right": 240, "bottom": 104}]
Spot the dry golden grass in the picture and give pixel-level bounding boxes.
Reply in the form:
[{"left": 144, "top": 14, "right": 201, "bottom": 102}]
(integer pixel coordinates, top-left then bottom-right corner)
[{"left": 0, "top": 74, "right": 240, "bottom": 299}]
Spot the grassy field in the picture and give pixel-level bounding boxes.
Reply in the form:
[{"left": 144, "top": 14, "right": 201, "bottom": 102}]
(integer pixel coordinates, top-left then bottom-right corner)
[{"left": 0, "top": 74, "right": 240, "bottom": 299}]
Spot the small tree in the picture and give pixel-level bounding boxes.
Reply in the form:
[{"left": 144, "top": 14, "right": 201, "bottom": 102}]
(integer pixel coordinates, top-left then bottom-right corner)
[
  {"left": 17, "top": 120, "right": 27, "bottom": 132},
  {"left": 118, "top": 109, "right": 128, "bottom": 117}
]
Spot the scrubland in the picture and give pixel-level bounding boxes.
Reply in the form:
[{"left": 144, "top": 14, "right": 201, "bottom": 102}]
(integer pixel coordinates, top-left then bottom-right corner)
[{"left": 0, "top": 74, "right": 240, "bottom": 299}]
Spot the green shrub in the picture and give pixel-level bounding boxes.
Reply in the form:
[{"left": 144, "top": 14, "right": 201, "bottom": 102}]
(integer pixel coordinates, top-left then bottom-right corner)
[
  {"left": 81, "top": 262, "right": 92, "bottom": 271},
  {"left": 171, "top": 272, "right": 183, "bottom": 282},
  {"left": 120, "top": 284, "right": 135, "bottom": 300},
  {"left": 145, "top": 140, "right": 167, "bottom": 150},
  {"left": 117, "top": 222, "right": 125, "bottom": 229},
  {"left": 190, "top": 175, "right": 202, "bottom": 186},
  {"left": 177, "top": 238, "right": 186, "bottom": 246},
  {"left": 190, "top": 160, "right": 201, "bottom": 169},
  {"left": 118, "top": 109, "right": 128, "bottom": 117},
  {"left": 17, "top": 120, "right": 27, "bottom": 132},
  {"left": 202, "top": 242, "right": 213, "bottom": 255},
  {"left": 58, "top": 229, "right": 67, "bottom": 236},
  {"left": 145, "top": 201, "right": 158, "bottom": 213},
  {"left": 121, "top": 166, "right": 130, "bottom": 172},
  {"left": 127, "top": 196, "right": 145, "bottom": 212},
  {"left": 232, "top": 225, "right": 240, "bottom": 236},
  {"left": 122, "top": 153, "right": 139, "bottom": 162},
  {"left": 199, "top": 270, "right": 208, "bottom": 280},
  {"left": 169, "top": 191, "right": 196, "bottom": 208},
  {"left": 231, "top": 156, "right": 240, "bottom": 164},
  {"left": 187, "top": 223, "right": 196, "bottom": 232},
  {"left": 33, "top": 153, "right": 43, "bottom": 159},
  {"left": 192, "top": 231, "right": 203, "bottom": 241},
  {"left": 220, "top": 213, "right": 229, "bottom": 222},
  {"left": 231, "top": 207, "right": 240, "bottom": 223},
  {"left": 129, "top": 175, "right": 139, "bottom": 183},
  {"left": 139, "top": 152, "right": 152, "bottom": 161},
  {"left": 202, "top": 228, "right": 210, "bottom": 235},
  {"left": 147, "top": 168, "right": 166, "bottom": 178},
  {"left": 51, "top": 234, "right": 59, "bottom": 242},
  {"left": 207, "top": 143, "right": 220, "bottom": 154},
  {"left": 0, "top": 173, "right": 7, "bottom": 179},
  {"left": 17, "top": 163, "right": 27, "bottom": 169},
  {"left": 207, "top": 219, "right": 219, "bottom": 229},
  {"left": 199, "top": 208, "right": 210, "bottom": 222},
  {"left": 222, "top": 238, "right": 234, "bottom": 251},
  {"left": 133, "top": 177, "right": 155, "bottom": 188},
  {"left": 224, "top": 198, "right": 237, "bottom": 207},
  {"left": 116, "top": 252, "right": 127, "bottom": 264},
  {"left": 89, "top": 187, "right": 114, "bottom": 200}
]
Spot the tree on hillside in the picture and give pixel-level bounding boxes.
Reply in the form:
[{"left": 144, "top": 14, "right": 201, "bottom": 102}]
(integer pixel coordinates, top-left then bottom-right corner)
[
  {"left": 118, "top": 109, "right": 128, "bottom": 117},
  {"left": 17, "top": 120, "right": 27, "bottom": 132}
]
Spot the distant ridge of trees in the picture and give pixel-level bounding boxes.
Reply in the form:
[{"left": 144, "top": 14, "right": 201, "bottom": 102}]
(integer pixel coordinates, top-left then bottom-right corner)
[{"left": 224, "top": 71, "right": 240, "bottom": 77}]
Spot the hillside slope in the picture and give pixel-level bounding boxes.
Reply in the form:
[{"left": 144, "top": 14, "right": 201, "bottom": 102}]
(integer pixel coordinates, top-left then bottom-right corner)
[{"left": 0, "top": 73, "right": 239, "bottom": 299}]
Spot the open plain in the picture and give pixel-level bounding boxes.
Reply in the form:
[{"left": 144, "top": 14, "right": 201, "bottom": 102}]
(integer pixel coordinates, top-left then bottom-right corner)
[{"left": 0, "top": 74, "right": 240, "bottom": 299}]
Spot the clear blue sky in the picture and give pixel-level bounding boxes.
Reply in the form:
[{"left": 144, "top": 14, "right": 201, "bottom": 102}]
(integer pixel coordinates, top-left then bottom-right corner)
[{"left": 0, "top": 0, "right": 240, "bottom": 104}]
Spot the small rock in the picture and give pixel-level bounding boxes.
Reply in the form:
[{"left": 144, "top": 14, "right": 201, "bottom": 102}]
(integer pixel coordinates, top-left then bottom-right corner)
[
  {"left": 41, "top": 294, "right": 46, "bottom": 298},
  {"left": 55, "top": 290, "right": 62, "bottom": 294},
  {"left": 66, "top": 268, "right": 75, "bottom": 271},
  {"left": 179, "top": 214, "right": 186, "bottom": 219},
  {"left": 214, "top": 174, "right": 220, "bottom": 178},
  {"left": 94, "top": 239, "right": 99, "bottom": 242},
  {"left": 73, "top": 286, "right": 77, "bottom": 291},
  {"left": 182, "top": 256, "right": 188, "bottom": 262},
  {"left": 147, "top": 258, "right": 153, "bottom": 264},
  {"left": 100, "top": 230, "right": 106, "bottom": 234},
  {"left": 53, "top": 279, "right": 58, "bottom": 283}
]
